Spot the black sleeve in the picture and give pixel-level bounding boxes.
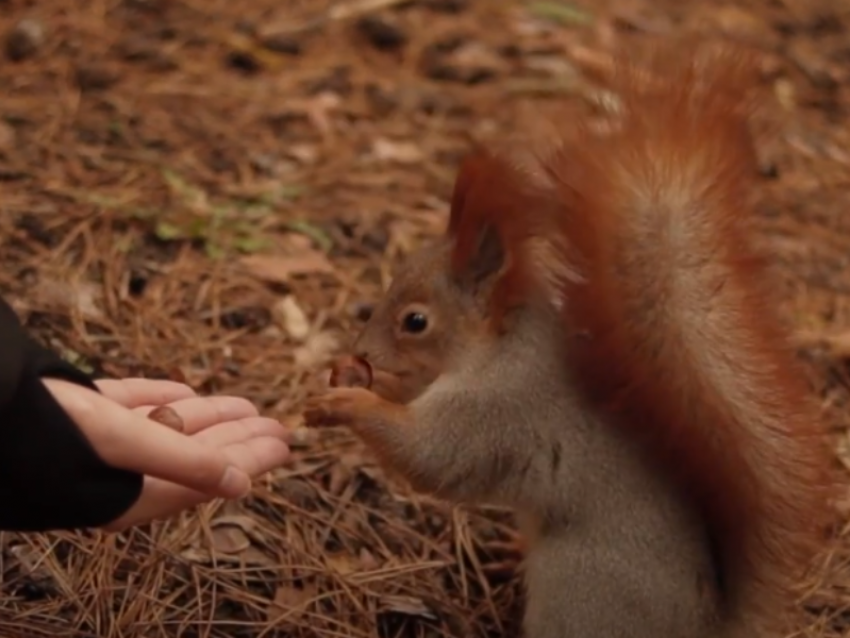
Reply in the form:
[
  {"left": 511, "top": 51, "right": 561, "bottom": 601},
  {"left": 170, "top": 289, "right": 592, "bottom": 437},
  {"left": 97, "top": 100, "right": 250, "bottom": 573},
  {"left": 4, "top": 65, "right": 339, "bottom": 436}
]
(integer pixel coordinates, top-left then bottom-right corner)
[{"left": 0, "top": 294, "right": 143, "bottom": 531}]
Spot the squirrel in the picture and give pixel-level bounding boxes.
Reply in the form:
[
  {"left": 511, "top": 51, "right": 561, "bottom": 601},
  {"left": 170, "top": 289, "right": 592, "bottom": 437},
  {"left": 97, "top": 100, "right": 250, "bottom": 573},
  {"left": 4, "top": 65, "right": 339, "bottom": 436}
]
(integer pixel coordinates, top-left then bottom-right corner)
[{"left": 303, "top": 43, "right": 839, "bottom": 638}]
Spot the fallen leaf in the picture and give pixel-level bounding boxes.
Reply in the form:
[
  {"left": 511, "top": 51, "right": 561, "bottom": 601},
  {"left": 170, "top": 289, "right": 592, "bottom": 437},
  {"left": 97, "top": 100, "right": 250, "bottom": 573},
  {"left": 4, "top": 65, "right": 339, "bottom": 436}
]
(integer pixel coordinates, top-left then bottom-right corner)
[
  {"left": 267, "top": 582, "right": 319, "bottom": 621},
  {"left": 455, "top": 40, "right": 502, "bottom": 69},
  {"left": 9, "top": 544, "right": 50, "bottom": 578},
  {"left": 181, "top": 542, "right": 275, "bottom": 567},
  {"left": 286, "top": 144, "right": 319, "bottom": 165},
  {"left": 6, "top": 543, "right": 58, "bottom": 595},
  {"left": 327, "top": 460, "right": 353, "bottom": 495},
  {"left": 359, "top": 547, "right": 380, "bottom": 571},
  {"left": 378, "top": 594, "right": 436, "bottom": 619},
  {"left": 240, "top": 546, "right": 276, "bottom": 566},
  {"left": 0, "top": 120, "right": 16, "bottom": 150},
  {"left": 273, "top": 295, "right": 311, "bottom": 341},
  {"left": 293, "top": 330, "right": 339, "bottom": 368},
  {"left": 240, "top": 252, "right": 334, "bottom": 283},
  {"left": 212, "top": 514, "right": 258, "bottom": 533},
  {"left": 304, "top": 91, "right": 341, "bottom": 140},
  {"left": 358, "top": 463, "right": 387, "bottom": 483},
  {"left": 37, "top": 279, "right": 104, "bottom": 320},
  {"left": 281, "top": 232, "right": 315, "bottom": 253},
  {"left": 210, "top": 526, "right": 251, "bottom": 555},
  {"left": 372, "top": 137, "right": 424, "bottom": 164},
  {"left": 326, "top": 551, "right": 360, "bottom": 575}
]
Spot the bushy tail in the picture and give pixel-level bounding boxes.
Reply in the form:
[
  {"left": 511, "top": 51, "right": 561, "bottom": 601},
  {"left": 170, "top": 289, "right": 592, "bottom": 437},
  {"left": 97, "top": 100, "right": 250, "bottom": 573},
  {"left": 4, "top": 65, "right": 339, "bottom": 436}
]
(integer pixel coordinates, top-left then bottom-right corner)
[{"left": 533, "top": 43, "right": 838, "bottom": 634}]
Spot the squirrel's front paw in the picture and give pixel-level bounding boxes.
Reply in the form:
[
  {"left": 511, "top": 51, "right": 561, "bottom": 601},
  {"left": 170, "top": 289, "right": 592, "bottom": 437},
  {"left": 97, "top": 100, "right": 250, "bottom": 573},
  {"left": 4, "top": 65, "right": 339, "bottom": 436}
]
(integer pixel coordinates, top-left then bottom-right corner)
[{"left": 302, "top": 387, "right": 379, "bottom": 428}]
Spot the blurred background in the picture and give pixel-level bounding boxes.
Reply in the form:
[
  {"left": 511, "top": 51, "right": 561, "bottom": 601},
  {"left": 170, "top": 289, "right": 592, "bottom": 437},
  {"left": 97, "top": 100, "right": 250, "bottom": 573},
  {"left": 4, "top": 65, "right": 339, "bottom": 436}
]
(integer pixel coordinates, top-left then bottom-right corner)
[{"left": 0, "top": 0, "right": 848, "bottom": 636}]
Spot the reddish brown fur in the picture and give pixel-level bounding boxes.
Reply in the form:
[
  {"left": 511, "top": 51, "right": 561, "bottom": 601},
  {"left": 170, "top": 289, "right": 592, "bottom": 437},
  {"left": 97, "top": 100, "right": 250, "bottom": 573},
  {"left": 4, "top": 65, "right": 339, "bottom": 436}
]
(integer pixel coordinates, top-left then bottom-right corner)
[{"left": 447, "top": 43, "right": 838, "bottom": 633}]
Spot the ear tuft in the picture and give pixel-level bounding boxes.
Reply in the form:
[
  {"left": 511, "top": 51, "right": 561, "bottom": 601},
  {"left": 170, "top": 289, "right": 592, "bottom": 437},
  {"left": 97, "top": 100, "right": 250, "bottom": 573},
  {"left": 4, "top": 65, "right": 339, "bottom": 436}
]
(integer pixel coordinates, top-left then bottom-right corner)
[
  {"left": 446, "top": 145, "right": 562, "bottom": 325},
  {"left": 463, "top": 221, "right": 506, "bottom": 290},
  {"left": 447, "top": 148, "right": 498, "bottom": 237}
]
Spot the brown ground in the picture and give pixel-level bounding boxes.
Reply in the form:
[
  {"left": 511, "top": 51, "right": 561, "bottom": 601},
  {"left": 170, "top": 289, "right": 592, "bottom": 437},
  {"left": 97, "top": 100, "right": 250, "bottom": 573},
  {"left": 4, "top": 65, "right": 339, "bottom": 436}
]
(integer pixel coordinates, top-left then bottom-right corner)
[{"left": 1, "top": 0, "right": 849, "bottom": 636}]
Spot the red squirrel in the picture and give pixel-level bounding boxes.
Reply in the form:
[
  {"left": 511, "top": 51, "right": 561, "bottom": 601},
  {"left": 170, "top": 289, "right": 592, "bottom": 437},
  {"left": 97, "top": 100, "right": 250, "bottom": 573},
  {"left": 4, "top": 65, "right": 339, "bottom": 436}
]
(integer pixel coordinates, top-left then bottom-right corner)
[{"left": 303, "top": 44, "right": 839, "bottom": 638}]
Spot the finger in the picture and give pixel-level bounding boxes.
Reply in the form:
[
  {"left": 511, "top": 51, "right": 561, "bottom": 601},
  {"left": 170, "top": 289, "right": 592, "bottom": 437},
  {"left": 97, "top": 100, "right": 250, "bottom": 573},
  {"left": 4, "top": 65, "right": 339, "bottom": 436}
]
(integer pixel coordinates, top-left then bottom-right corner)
[
  {"left": 102, "top": 437, "right": 291, "bottom": 531},
  {"left": 51, "top": 381, "right": 251, "bottom": 498},
  {"left": 130, "top": 396, "right": 261, "bottom": 435},
  {"left": 220, "top": 436, "right": 292, "bottom": 478},
  {"left": 192, "top": 417, "right": 292, "bottom": 448},
  {"left": 95, "top": 379, "right": 196, "bottom": 408}
]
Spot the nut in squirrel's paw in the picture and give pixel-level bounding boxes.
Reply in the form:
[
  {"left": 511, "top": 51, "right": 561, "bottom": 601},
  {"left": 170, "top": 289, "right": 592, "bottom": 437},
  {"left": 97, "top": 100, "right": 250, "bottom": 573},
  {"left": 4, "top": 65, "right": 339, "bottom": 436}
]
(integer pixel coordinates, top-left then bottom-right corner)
[
  {"left": 329, "top": 355, "right": 373, "bottom": 389},
  {"left": 303, "top": 387, "right": 377, "bottom": 428},
  {"left": 147, "top": 405, "right": 185, "bottom": 432}
]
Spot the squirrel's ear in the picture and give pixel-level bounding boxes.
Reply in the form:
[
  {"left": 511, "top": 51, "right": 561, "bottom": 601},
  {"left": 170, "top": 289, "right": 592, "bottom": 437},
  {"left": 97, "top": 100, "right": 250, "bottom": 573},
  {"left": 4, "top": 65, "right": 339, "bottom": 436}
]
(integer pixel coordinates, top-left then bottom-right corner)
[
  {"left": 448, "top": 149, "right": 492, "bottom": 236},
  {"left": 447, "top": 147, "right": 514, "bottom": 290},
  {"left": 453, "top": 221, "right": 507, "bottom": 291},
  {"left": 468, "top": 222, "right": 506, "bottom": 284}
]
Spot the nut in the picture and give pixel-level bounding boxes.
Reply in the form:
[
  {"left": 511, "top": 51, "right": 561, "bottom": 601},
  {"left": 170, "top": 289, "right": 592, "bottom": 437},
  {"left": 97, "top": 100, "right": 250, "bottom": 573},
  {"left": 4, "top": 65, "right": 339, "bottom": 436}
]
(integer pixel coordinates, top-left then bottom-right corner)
[
  {"left": 147, "top": 405, "right": 185, "bottom": 432},
  {"left": 329, "top": 355, "right": 373, "bottom": 389}
]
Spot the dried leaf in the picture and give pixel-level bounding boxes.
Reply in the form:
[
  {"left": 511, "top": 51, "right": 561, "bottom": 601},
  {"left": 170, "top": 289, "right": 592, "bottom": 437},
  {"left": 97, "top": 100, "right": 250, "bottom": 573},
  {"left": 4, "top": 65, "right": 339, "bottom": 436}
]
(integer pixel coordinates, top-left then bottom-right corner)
[
  {"left": 267, "top": 582, "right": 319, "bottom": 621},
  {"left": 240, "top": 252, "right": 334, "bottom": 283},
  {"left": 358, "top": 547, "right": 380, "bottom": 571},
  {"left": 286, "top": 144, "right": 318, "bottom": 165},
  {"left": 327, "top": 459, "right": 353, "bottom": 495},
  {"left": 212, "top": 514, "right": 258, "bottom": 533},
  {"left": 378, "top": 594, "right": 436, "bottom": 619},
  {"left": 273, "top": 295, "right": 311, "bottom": 342},
  {"left": 0, "top": 120, "right": 16, "bottom": 150},
  {"left": 37, "top": 280, "right": 104, "bottom": 320},
  {"left": 293, "top": 330, "right": 339, "bottom": 368},
  {"left": 304, "top": 92, "right": 341, "bottom": 139},
  {"left": 372, "top": 137, "right": 424, "bottom": 164},
  {"left": 9, "top": 544, "right": 50, "bottom": 578},
  {"left": 326, "top": 551, "right": 360, "bottom": 575},
  {"left": 210, "top": 526, "right": 251, "bottom": 555},
  {"left": 181, "top": 541, "right": 275, "bottom": 567},
  {"left": 239, "top": 546, "right": 276, "bottom": 566},
  {"left": 358, "top": 463, "right": 388, "bottom": 483}
]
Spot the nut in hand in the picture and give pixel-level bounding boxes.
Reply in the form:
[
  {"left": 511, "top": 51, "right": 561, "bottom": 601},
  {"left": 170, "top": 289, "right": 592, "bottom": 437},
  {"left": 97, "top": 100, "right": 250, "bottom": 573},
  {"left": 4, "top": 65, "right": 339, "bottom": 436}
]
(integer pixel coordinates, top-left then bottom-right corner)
[
  {"left": 147, "top": 405, "right": 185, "bottom": 433},
  {"left": 329, "top": 355, "right": 373, "bottom": 389}
]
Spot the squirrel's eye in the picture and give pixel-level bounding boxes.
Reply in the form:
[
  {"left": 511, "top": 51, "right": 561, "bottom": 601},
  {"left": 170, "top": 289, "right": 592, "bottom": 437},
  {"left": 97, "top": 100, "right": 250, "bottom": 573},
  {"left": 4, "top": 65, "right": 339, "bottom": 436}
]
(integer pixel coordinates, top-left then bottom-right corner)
[{"left": 401, "top": 312, "right": 429, "bottom": 334}]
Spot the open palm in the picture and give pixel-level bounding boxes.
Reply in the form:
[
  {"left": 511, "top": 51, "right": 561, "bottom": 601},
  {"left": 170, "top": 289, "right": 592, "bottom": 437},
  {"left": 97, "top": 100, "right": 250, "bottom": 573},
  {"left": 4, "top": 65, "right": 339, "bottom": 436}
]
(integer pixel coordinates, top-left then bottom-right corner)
[{"left": 43, "top": 378, "right": 291, "bottom": 531}]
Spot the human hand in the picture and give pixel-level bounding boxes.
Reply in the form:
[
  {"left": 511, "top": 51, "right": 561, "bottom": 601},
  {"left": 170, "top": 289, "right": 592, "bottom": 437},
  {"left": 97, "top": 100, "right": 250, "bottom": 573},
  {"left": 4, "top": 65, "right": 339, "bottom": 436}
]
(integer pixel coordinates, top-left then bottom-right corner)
[{"left": 42, "top": 377, "right": 291, "bottom": 531}]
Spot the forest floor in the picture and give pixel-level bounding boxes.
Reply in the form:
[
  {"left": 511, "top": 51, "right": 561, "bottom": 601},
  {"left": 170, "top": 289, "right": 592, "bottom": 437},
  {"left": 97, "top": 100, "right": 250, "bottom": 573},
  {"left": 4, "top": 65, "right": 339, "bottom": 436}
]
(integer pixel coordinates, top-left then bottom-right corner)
[{"left": 1, "top": 0, "right": 849, "bottom": 636}]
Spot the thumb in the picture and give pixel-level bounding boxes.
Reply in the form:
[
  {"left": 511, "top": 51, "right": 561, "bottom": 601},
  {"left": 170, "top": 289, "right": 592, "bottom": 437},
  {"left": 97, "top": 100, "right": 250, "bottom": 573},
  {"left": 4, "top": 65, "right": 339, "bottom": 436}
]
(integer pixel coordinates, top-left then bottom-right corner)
[{"left": 44, "top": 379, "right": 252, "bottom": 499}]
